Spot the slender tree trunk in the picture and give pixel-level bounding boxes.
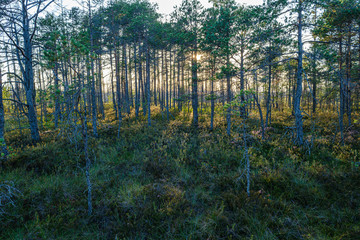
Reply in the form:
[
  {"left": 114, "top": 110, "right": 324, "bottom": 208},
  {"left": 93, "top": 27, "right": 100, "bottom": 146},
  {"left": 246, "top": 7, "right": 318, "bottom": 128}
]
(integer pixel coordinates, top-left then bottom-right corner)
[
  {"left": 139, "top": 43, "right": 146, "bottom": 116},
  {"left": 226, "top": 49, "right": 232, "bottom": 135},
  {"left": 53, "top": 63, "right": 61, "bottom": 128},
  {"left": 312, "top": 4, "right": 317, "bottom": 114},
  {"left": 153, "top": 50, "right": 157, "bottom": 106},
  {"left": 115, "top": 47, "right": 122, "bottom": 136},
  {"left": 146, "top": 43, "right": 151, "bottom": 126},
  {"left": 110, "top": 48, "right": 118, "bottom": 118},
  {"left": 165, "top": 50, "right": 169, "bottom": 121},
  {"left": 339, "top": 36, "right": 344, "bottom": 144},
  {"left": 240, "top": 38, "right": 245, "bottom": 116},
  {"left": 169, "top": 47, "right": 172, "bottom": 109},
  {"left": 123, "top": 43, "right": 130, "bottom": 115},
  {"left": 177, "top": 53, "right": 181, "bottom": 111},
  {"left": 346, "top": 25, "right": 352, "bottom": 126},
  {"left": 63, "top": 58, "right": 70, "bottom": 117},
  {"left": 210, "top": 57, "right": 215, "bottom": 131},
  {"left": 158, "top": 50, "right": 162, "bottom": 110},
  {"left": 357, "top": 25, "right": 360, "bottom": 111},
  {"left": 22, "top": 5, "right": 40, "bottom": 142},
  {"left": 192, "top": 44, "right": 199, "bottom": 127},
  {"left": 38, "top": 68, "right": 43, "bottom": 129},
  {"left": 181, "top": 54, "right": 185, "bottom": 112},
  {"left": 160, "top": 50, "right": 164, "bottom": 112},
  {"left": 312, "top": 52, "right": 317, "bottom": 113},
  {"left": 288, "top": 64, "right": 292, "bottom": 109},
  {"left": 80, "top": 74, "right": 92, "bottom": 216},
  {"left": 253, "top": 71, "right": 265, "bottom": 140},
  {"left": 266, "top": 64, "right": 272, "bottom": 127},
  {"left": 173, "top": 50, "right": 176, "bottom": 109},
  {"left": 0, "top": 68, "right": 8, "bottom": 162},
  {"left": 97, "top": 57, "right": 105, "bottom": 119},
  {"left": 294, "top": 1, "right": 304, "bottom": 145},
  {"left": 88, "top": 1, "right": 98, "bottom": 137},
  {"left": 134, "top": 44, "right": 139, "bottom": 118},
  {"left": 128, "top": 46, "right": 133, "bottom": 108}
]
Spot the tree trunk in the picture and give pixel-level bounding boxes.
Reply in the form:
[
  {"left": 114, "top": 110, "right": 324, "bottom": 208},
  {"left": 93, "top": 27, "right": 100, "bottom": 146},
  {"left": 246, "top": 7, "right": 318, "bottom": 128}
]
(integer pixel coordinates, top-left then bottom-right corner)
[
  {"left": 210, "top": 57, "right": 215, "bottom": 131},
  {"left": 339, "top": 36, "right": 344, "bottom": 144},
  {"left": 146, "top": 44, "right": 151, "bottom": 126},
  {"left": 134, "top": 44, "right": 139, "bottom": 118},
  {"left": 346, "top": 25, "right": 352, "bottom": 126},
  {"left": 312, "top": 53, "right": 317, "bottom": 113},
  {"left": 53, "top": 63, "right": 61, "bottom": 128},
  {"left": 80, "top": 73, "right": 92, "bottom": 216},
  {"left": 265, "top": 64, "right": 272, "bottom": 128},
  {"left": 240, "top": 38, "right": 245, "bottom": 117},
  {"left": 253, "top": 71, "right": 265, "bottom": 140},
  {"left": 110, "top": 48, "right": 118, "bottom": 119},
  {"left": 165, "top": 50, "right": 169, "bottom": 121},
  {"left": 115, "top": 47, "right": 122, "bottom": 137},
  {"left": 173, "top": 50, "right": 176, "bottom": 109},
  {"left": 139, "top": 43, "right": 146, "bottom": 117},
  {"left": 22, "top": 4, "right": 40, "bottom": 142},
  {"left": 123, "top": 43, "right": 130, "bottom": 115},
  {"left": 0, "top": 68, "right": 8, "bottom": 162},
  {"left": 192, "top": 45, "right": 199, "bottom": 127},
  {"left": 169, "top": 47, "right": 172, "bottom": 109},
  {"left": 288, "top": 64, "right": 292, "bottom": 109},
  {"left": 153, "top": 50, "right": 157, "bottom": 106},
  {"left": 294, "top": 1, "right": 304, "bottom": 145},
  {"left": 88, "top": 1, "right": 98, "bottom": 137},
  {"left": 97, "top": 57, "right": 105, "bottom": 119},
  {"left": 226, "top": 49, "right": 232, "bottom": 135}
]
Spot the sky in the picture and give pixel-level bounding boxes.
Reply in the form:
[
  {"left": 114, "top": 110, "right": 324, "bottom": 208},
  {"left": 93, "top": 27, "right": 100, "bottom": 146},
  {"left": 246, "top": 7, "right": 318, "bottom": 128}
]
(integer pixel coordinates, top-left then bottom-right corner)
[
  {"left": 151, "top": 0, "right": 264, "bottom": 15},
  {"left": 60, "top": 0, "right": 264, "bottom": 15}
]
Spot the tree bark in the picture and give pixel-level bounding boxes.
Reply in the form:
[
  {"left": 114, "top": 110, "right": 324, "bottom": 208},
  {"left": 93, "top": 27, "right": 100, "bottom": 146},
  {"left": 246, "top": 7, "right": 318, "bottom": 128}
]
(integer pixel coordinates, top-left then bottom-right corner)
[
  {"left": 146, "top": 44, "right": 151, "bottom": 126},
  {"left": 346, "top": 25, "right": 352, "bottom": 126},
  {"left": 294, "top": 0, "right": 304, "bottom": 145},
  {"left": 88, "top": 0, "right": 98, "bottom": 137},
  {"left": 339, "top": 36, "right": 344, "bottom": 145},
  {"left": 110, "top": 48, "right": 118, "bottom": 119},
  {"left": 210, "top": 57, "right": 215, "bottom": 131},
  {"left": 22, "top": 3, "right": 40, "bottom": 142},
  {"left": 134, "top": 44, "right": 139, "bottom": 118},
  {"left": 192, "top": 44, "right": 199, "bottom": 127},
  {"left": 123, "top": 43, "right": 130, "bottom": 115},
  {"left": 53, "top": 63, "right": 61, "bottom": 128},
  {"left": 97, "top": 57, "right": 105, "bottom": 119},
  {"left": 0, "top": 68, "right": 8, "bottom": 162},
  {"left": 115, "top": 47, "right": 122, "bottom": 137},
  {"left": 266, "top": 64, "right": 272, "bottom": 128}
]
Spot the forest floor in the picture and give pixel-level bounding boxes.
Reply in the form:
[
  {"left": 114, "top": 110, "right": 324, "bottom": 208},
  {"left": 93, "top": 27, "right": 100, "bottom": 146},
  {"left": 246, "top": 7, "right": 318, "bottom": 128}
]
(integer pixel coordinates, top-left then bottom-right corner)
[{"left": 0, "top": 105, "right": 359, "bottom": 239}]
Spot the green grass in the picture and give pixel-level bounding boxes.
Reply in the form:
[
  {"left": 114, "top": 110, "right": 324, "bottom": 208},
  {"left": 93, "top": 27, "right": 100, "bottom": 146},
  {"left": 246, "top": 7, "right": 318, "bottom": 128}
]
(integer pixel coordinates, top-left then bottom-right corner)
[{"left": 0, "top": 106, "right": 359, "bottom": 239}]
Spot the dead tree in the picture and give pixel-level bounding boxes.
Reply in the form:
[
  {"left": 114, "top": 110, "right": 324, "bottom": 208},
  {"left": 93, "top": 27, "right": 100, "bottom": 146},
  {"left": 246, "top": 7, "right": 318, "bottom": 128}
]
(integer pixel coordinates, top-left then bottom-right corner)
[{"left": 0, "top": 0, "right": 56, "bottom": 143}]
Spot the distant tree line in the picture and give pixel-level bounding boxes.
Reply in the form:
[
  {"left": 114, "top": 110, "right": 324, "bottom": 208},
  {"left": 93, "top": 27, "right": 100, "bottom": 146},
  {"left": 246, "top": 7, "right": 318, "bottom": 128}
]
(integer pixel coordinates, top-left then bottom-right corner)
[{"left": 0, "top": 0, "right": 359, "bottom": 148}]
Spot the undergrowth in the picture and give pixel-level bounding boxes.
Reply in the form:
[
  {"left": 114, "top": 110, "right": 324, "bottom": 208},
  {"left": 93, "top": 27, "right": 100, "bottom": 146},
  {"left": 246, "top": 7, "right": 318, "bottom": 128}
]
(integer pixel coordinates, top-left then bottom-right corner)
[{"left": 0, "top": 106, "right": 359, "bottom": 239}]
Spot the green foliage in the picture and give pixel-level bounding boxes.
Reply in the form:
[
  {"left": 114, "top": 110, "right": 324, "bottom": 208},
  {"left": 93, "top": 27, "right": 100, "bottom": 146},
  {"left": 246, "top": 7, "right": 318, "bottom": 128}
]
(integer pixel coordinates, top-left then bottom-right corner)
[
  {"left": 205, "top": 93, "right": 218, "bottom": 101},
  {"left": 224, "top": 89, "right": 255, "bottom": 111},
  {"left": 220, "top": 64, "right": 237, "bottom": 78},
  {"left": 0, "top": 138, "right": 15, "bottom": 160}
]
